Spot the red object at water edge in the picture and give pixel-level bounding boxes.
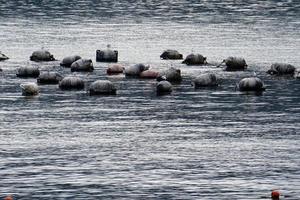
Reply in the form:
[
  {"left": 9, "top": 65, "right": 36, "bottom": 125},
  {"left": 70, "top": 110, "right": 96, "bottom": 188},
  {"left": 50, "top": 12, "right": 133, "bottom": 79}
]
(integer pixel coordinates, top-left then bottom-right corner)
[
  {"left": 4, "top": 196, "right": 13, "bottom": 200},
  {"left": 271, "top": 190, "right": 280, "bottom": 199}
]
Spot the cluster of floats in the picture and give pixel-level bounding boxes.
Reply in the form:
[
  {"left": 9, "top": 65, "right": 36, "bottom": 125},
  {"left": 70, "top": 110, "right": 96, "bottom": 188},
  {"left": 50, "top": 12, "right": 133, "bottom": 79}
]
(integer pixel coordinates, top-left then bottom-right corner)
[{"left": 0, "top": 47, "right": 299, "bottom": 97}]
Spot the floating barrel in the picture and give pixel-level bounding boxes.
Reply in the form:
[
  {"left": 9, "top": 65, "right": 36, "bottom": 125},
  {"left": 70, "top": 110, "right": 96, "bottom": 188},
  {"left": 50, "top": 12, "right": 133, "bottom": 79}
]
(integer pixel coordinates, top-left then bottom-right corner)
[
  {"left": 70, "top": 59, "right": 94, "bottom": 72},
  {"left": 193, "top": 73, "right": 218, "bottom": 88},
  {"left": 157, "top": 80, "right": 172, "bottom": 95},
  {"left": 160, "top": 49, "right": 183, "bottom": 60},
  {"left": 89, "top": 80, "right": 117, "bottom": 95},
  {"left": 17, "top": 66, "right": 40, "bottom": 78},
  {"left": 37, "top": 72, "right": 63, "bottom": 84},
  {"left": 222, "top": 57, "right": 247, "bottom": 71},
  {"left": 60, "top": 55, "right": 81, "bottom": 67},
  {"left": 30, "top": 49, "right": 55, "bottom": 62},
  {"left": 267, "top": 63, "right": 295, "bottom": 75},
  {"left": 157, "top": 67, "right": 182, "bottom": 82},
  {"left": 107, "top": 64, "right": 124, "bottom": 74},
  {"left": 125, "top": 63, "right": 149, "bottom": 77},
  {"left": 140, "top": 70, "right": 159, "bottom": 79},
  {"left": 182, "top": 53, "right": 207, "bottom": 65},
  {"left": 59, "top": 76, "right": 85, "bottom": 90},
  {"left": 96, "top": 49, "right": 118, "bottom": 62},
  {"left": 20, "top": 82, "right": 39, "bottom": 96},
  {"left": 238, "top": 77, "right": 265, "bottom": 92}
]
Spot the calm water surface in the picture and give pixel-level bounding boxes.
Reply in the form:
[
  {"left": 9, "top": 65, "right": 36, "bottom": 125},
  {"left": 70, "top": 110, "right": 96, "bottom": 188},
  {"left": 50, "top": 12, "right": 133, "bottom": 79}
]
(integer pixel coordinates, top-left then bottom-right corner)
[{"left": 0, "top": 1, "right": 299, "bottom": 199}]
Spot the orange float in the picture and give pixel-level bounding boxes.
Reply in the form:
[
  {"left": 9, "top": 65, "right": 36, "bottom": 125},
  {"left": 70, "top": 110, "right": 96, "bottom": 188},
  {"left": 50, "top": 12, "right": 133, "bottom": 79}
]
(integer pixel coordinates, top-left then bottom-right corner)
[
  {"left": 4, "top": 195, "right": 13, "bottom": 200},
  {"left": 271, "top": 190, "right": 280, "bottom": 199}
]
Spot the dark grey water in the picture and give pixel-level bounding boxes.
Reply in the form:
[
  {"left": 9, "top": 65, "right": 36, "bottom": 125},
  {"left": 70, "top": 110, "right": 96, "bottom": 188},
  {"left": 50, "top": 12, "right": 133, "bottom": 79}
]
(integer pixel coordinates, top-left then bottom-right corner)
[{"left": 0, "top": 1, "right": 300, "bottom": 199}]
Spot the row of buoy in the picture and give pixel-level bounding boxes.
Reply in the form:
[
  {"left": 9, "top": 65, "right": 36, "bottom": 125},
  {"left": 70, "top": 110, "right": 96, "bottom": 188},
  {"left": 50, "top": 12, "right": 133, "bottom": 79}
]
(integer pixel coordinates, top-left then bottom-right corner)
[
  {"left": 0, "top": 48, "right": 299, "bottom": 97},
  {"left": 20, "top": 77, "right": 117, "bottom": 96},
  {"left": 1, "top": 48, "right": 246, "bottom": 71},
  {"left": 2, "top": 48, "right": 299, "bottom": 74},
  {"left": 1, "top": 48, "right": 298, "bottom": 75},
  {"left": 15, "top": 66, "right": 265, "bottom": 96}
]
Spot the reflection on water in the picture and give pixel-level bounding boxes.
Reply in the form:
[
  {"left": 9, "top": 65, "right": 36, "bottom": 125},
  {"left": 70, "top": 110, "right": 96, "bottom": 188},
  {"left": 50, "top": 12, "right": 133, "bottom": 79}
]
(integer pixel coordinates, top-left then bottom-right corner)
[{"left": 0, "top": 0, "right": 300, "bottom": 199}]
